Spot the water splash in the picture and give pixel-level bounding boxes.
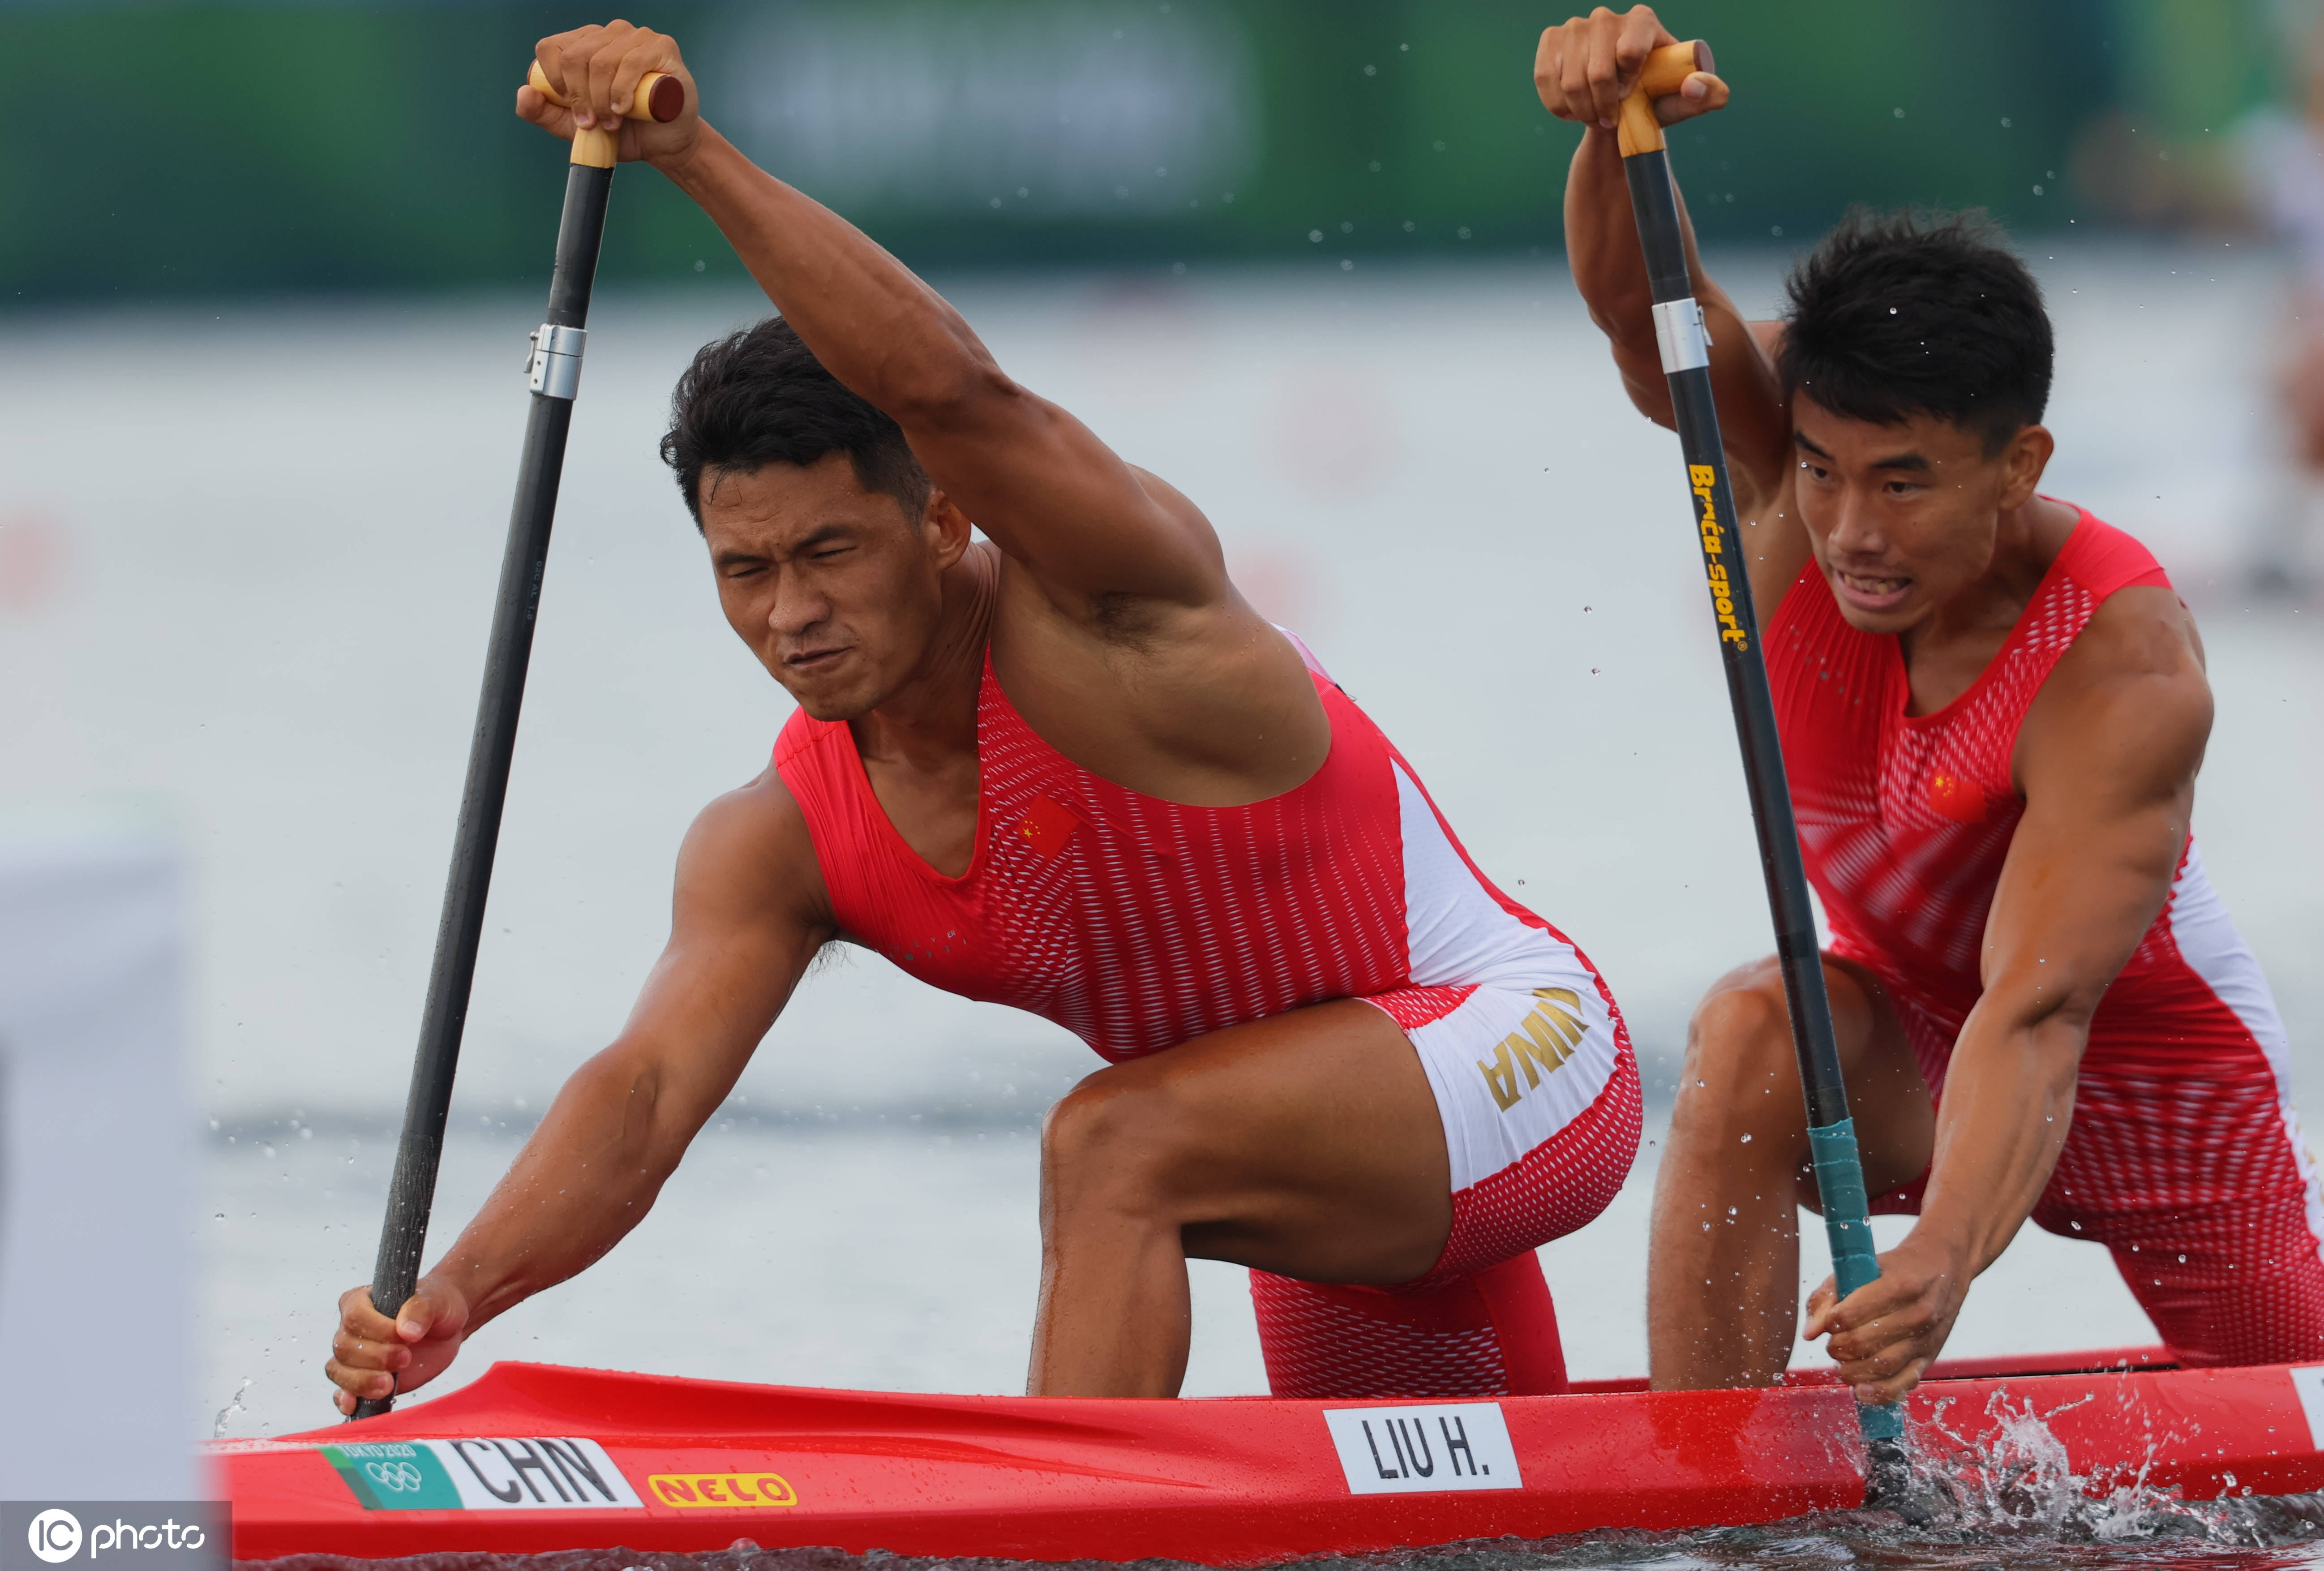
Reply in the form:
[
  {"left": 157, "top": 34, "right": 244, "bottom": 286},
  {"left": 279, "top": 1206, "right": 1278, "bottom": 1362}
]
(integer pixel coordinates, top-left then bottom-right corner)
[
  {"left": 212, "top": 1376, "right": 254, "bottom": 1438},
  {"left": 1895, "top": 1387, "right": 2324, "bottom": 1551}
]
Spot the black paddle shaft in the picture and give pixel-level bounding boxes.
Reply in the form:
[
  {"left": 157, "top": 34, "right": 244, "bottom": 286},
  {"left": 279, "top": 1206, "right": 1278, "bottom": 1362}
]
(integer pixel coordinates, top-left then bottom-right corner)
[
  {"left": 1617, "top": 136, "right": 1911, "bottom": 1468},
  {"left": 354, "top": 161, "right": 613, "bottom": 1420},
  {"left": 1618, "top": 150, "right": 1852, "bottom": 1129}
]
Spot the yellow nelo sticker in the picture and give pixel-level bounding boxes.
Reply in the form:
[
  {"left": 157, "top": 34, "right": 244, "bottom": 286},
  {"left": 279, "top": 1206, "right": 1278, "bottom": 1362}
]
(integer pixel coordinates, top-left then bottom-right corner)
[{"left": 646, "top": 1472, "right": 798, "bottom": 1509}]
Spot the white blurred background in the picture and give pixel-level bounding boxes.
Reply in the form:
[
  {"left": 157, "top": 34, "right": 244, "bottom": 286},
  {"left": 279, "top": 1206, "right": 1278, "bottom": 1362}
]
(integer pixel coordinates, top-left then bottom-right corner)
[{"left": 5, "top": 243, "right": 2321, "bottom": 1441}]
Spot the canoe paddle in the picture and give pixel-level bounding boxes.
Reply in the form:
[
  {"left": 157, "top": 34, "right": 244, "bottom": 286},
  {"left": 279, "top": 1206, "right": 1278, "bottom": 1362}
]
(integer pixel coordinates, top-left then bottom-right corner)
[
  {"left": 351, "top": 67, "right": 683, "bottom": 1421},
  {"left": 1611, "top": 43, "right": 1924, "bottom": 1511}
]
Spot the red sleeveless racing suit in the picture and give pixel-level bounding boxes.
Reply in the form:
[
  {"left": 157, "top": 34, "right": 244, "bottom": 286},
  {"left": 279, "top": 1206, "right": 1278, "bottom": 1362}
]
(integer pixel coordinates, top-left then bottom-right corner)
[
  {"left": 1769, "top": 506, "right": 2324, "bottom": 1364},
  {"left": 773, "top": 638, "right": 1642, "bottom": 1398}
]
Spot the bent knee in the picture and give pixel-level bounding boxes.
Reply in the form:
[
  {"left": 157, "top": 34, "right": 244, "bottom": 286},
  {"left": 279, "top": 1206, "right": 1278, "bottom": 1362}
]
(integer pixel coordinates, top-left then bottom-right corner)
[
  {"left": 1040, "top": 1071, "right": 1198, "bottom": 1199},
  {"left": 1672, "top": 973, "right": 1810, "bottom": 1148},
  {"left": 1685, "top": 971, "right": 1795, "bottom": 1077}
]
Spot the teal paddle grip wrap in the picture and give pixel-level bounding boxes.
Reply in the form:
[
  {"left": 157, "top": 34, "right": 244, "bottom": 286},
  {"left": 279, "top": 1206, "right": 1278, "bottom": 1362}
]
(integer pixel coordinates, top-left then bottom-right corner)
[
  {"left": 1809, "top": 1118, "right": 1878, "bottom": 1296},
  {"left": 1808, "top": 1118, "right": 1905, "bottom": 1444}
]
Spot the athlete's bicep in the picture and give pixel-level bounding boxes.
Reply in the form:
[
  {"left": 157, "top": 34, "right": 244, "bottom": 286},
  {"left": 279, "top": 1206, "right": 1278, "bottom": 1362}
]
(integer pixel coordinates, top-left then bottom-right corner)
[
  {"left": 1984, "top": 644, "right": 2210, "bottom": 1022},
  {"left": 898, "top": 373, "right": 1227, "bottom": 614},
  {"left": 610, "top": 776, "right": 836, "bottom": 1138}
]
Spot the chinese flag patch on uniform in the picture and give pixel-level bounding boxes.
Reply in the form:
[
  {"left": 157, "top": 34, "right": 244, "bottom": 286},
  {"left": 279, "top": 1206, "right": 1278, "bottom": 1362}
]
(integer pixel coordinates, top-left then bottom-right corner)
[
  {"left": 1014, "top": 794, "right": 1082, "bottom": 858},
  {"left": 1928, "top": 771, "right": 1986, "bottom": 824}
]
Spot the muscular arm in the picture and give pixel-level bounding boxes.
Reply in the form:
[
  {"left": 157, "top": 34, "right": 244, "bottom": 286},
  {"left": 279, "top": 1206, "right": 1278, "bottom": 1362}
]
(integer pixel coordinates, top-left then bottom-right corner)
[
  {"left": 1810, "top": 588, "right": 2211, "bottom": 1400},
  {"left": 1539, "top": 6, "right": 1802, "bottom": 604},
  {"left": 327, "top": 777, "right": 833, "bottom": 1409},
  {"left": 524, "top": 26, "right": 1226, "bottom": 621}
]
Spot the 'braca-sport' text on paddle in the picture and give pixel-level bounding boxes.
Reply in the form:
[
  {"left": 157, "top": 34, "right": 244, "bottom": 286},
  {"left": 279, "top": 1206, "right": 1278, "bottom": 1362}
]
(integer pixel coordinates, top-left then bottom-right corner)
[
  {"left": 353, "top": 64, "right": 685, "bottom": 1423},
  {"left": 1608, "top": 42, "right": 1926, "bottom": 1515}
]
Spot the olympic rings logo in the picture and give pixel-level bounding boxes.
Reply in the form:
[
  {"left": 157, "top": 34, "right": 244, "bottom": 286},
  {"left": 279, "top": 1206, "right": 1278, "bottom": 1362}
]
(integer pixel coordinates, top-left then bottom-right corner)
[{"left": 365, "top": 1459, "right": 427, "bottom": 1493}]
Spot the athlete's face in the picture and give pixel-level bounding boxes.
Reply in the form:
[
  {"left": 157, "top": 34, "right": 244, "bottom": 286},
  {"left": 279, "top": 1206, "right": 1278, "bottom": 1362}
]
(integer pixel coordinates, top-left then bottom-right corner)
[
  {"left": 699, "top": 452, "right": 970, "bottom": 720},
  {"left": 1791, "top": 398, "right": 2054, "bottom": 634}
]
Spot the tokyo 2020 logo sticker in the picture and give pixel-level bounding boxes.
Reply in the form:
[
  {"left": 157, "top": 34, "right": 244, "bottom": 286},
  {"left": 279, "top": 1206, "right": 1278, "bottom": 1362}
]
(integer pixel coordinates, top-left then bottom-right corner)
[{"left": 363, "top": 1460, "right": 427, "bottom": 1494}]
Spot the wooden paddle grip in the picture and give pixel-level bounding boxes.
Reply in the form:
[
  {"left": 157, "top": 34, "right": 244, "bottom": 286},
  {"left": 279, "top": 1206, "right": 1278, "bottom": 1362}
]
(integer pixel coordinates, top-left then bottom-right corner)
[
  {"left": 1617, "top": 39, "right": 1716, "bottom": 158},
  {"left": 527, "top": 61, "right": 685, "bottom": 168}
]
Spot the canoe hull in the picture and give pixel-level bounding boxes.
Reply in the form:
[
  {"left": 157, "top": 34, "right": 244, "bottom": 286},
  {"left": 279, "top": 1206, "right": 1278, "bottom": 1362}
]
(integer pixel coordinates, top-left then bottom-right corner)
[{"left": 212, "top": 1349, "right": 2324, "bottom": 1563}]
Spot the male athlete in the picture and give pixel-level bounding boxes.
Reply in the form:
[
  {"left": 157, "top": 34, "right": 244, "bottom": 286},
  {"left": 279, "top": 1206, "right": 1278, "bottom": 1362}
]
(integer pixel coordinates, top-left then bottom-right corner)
[
  {"left": 326, "top": 20, "right": 1641, "bottom": 1411},
  {"left": 1539, "top": 6, "right": 2324, "bottom": 1405}
]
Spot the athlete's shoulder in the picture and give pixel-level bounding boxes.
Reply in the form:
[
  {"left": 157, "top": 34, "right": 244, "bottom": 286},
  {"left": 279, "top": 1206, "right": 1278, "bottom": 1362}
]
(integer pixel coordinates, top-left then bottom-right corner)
[
  {"left": 2021, "top": 579, "right": 2210, "bottom": 798},
  {"left": 2051, "top": 503, "right": 2174, "bottom": 600},
  {"left": 773, "top": 698, "right": 849, "bottom": 768},
  {"left": 676, "top": 765, "right": 834, "bottom": 934}
]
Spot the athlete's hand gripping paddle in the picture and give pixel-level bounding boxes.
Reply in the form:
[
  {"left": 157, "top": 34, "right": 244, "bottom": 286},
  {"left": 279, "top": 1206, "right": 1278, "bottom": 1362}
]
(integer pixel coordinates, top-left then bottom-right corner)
[
  {"left": 350, "top": 64, "right": 683, "bottom": 1422},
  {"left": 1610, "top": 43, "right": 1922, "bottom": 1510}
]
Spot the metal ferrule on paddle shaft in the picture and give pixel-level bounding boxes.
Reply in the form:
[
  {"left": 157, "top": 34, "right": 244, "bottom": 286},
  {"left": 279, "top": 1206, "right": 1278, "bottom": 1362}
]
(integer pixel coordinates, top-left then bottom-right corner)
[
  {"left": 1613, "top": 51, "right": 1902, "bottom": 1452},
  {"left": 352, "top": 159, "right": 612, "bottom": 1421}
]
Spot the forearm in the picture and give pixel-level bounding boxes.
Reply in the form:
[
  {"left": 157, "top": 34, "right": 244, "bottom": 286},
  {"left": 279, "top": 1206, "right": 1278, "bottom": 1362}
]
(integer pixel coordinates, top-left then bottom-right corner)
[
  {"left": 1911, "top": 1000, "right": 2086, "bottom": 1276},
  {"left": 654, "top": 126, "right": 1001, "bottom": 418},
  {"left": 1566, "top": 127, "right": 1655, "bottom": 348},
  {"left": 1563, "top": 121, "right": 1773, "bottom": 472},
  {"left": 1564, "top": 127, "right": 1721, "bottom": 346},
  {"left": 422, "top": 1047, "right": 697, "bottom": 1328}
]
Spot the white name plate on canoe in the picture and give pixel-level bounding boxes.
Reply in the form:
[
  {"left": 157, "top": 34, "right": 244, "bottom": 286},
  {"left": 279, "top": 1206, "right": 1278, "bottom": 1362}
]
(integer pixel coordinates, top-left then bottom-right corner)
[
  {"left": 1322, "top": 1403, "right": 1522, "bottom": 1494},
  {"left": 321, "top": 1438, "right": 644, "bottom": 1511}
]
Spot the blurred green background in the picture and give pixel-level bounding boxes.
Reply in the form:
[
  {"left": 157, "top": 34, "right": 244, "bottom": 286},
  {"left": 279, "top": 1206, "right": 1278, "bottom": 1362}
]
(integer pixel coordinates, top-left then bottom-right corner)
[{"left": 0, "top": 0, "right": 2290, "bottom": 305}]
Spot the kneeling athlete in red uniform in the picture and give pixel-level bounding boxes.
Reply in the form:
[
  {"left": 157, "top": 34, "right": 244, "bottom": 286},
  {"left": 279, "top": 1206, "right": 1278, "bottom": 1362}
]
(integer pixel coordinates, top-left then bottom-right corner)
[
  {"left": 325, "top": 19, "right": 1641, "bottom": 1411},
  {"left": 1544, "top": 4, "right": 2324, "bottom": 1405}
]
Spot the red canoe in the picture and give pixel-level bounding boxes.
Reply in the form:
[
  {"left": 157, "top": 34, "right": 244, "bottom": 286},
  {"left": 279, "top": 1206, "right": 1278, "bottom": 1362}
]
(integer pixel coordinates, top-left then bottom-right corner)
[{"left": 213, "top": 1348, "right": 2324, "bottom": 1563}]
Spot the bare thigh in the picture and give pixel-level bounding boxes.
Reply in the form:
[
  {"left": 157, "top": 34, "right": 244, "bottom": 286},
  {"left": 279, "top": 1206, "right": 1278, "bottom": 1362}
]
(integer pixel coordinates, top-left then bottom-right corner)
[{"left": 1043, "top": 997, "right": 1453, "bottom": 1285}]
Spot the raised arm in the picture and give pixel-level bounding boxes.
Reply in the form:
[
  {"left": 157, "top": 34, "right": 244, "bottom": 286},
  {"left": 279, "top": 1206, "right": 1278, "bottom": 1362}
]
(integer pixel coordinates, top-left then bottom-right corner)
[
  {"left": 520, "top": 23, "right": 1228, "bottom": 621},
  {"left": 1804, "top": 588, "right": 2211, "bottom": 1401},
  {"left": 1538, "top": 7, "right": 1791, "bottom": 525},
  {"left": 325, "top": 777, "right": 832, "bottom": 1412}
]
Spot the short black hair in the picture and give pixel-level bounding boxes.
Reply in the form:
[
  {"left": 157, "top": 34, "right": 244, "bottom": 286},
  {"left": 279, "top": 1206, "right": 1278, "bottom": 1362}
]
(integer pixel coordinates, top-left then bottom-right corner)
[
  {"left": 1778, "top": 208, "right": 2052, "bottom": 456},
  {"left": 660, "top": 317, "right": 931, "bottom": 529}
]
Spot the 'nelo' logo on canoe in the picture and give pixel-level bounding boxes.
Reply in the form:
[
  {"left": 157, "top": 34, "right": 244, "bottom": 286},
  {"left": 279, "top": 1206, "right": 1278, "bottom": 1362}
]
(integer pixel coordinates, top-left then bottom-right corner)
[
  {"left": 1476, "top": 989, "right": 1588, "bottom": 1112},
  {"left": 647, "top": 1473, "right": 799, "bottom": 1509}
]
